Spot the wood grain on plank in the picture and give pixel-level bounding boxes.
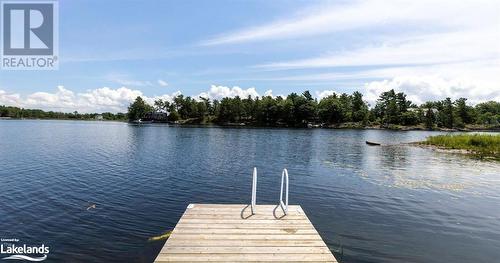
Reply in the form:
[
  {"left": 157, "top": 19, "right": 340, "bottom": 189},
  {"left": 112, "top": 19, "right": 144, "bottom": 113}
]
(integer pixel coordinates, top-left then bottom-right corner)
[{"left": 153, "top": 204, "right": 337, "bottom": 263}]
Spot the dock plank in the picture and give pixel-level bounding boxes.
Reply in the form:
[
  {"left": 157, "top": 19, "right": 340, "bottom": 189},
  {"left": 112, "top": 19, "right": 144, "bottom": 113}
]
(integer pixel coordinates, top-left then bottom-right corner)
[
  {"left": 154, "top": 204, "right": 337, "bottom": 263},
  {"left": 172, "top": 223, "right": 314, "bottom": 229},
  {"left": 171, "top": 228, "right": 319, "bottom": 234},
  {"left": 160, "top": 246, "right": 333, "bottom": 254},
  {"left": 169, "top": 234, "right": 323, "bottom": 240},
  {"left": 155, "top": 253, "right": 336, "bottom": 262}
]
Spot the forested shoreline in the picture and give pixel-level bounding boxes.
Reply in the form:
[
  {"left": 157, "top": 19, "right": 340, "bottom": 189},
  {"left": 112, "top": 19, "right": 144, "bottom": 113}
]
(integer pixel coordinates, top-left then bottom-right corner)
[
  {"left": 2, "top": 89, "right": 500, "bottom": 130},
  {"left": 128, "top": 89, "right": 500, "bottom": 130},
  {"left": 0, "top": 106, "right": 127, "bottom": 121}
]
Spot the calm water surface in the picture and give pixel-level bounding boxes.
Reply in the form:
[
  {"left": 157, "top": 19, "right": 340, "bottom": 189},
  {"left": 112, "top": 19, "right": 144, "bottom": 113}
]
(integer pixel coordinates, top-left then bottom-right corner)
[{"left": 0, "top": 120, "right": 499, "bottom": 263}]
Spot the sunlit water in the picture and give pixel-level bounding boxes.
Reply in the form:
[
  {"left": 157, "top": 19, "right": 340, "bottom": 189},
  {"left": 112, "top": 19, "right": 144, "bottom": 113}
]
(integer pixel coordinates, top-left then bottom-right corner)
[{"left": 0, "top": 120, "right": 499, "bottom": 263}]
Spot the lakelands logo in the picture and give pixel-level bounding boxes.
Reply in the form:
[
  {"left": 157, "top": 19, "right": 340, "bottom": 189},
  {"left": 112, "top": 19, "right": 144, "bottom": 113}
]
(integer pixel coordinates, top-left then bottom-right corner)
[
  {"left": 1, "top": 1, "right": 58, "bottom": 70},
  {"left": 1, "top": 239, "right": 49, "bottom": 261}
]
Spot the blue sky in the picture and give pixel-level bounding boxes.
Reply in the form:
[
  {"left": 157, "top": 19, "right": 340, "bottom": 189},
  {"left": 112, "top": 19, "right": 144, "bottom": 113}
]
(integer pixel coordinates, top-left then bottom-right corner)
[{"left": 1, "top": 0, "right": 499, "bottom": 112}]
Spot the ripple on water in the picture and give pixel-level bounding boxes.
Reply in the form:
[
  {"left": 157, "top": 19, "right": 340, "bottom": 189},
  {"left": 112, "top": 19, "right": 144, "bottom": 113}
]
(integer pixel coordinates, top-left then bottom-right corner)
[{"left": 0, "top": 122, "right": 499, "bottom": 263}]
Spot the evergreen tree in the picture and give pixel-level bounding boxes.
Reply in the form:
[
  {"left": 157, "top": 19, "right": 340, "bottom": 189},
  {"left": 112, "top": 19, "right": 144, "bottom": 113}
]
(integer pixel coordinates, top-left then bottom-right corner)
[
  {"left": 128, "top": 96, "right": 153, "bottom": 121},
  {"left": 351, "top": 91, "right": 368, "bottom": 122},
  {"left": 442, "top": 98, "right": 454, "bottom": 128},
  {"left": 455, "top": 98, "right": 473, "bottom": 124}
]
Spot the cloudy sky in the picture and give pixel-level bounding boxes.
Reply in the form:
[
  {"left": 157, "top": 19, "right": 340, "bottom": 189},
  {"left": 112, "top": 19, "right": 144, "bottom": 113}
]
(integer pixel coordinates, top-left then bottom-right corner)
[{"left": 1, "top": 0, "right": 499, "bottom": 113}]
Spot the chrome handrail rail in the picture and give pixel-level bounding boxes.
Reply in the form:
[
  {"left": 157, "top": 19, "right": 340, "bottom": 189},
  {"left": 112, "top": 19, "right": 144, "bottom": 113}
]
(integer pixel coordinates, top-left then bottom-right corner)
[
  {"left": 251, "top": 167, "right": 257, "bottom": 215},
  {"left": 279, "top": 168, "right": 289, "bottom": 215}
]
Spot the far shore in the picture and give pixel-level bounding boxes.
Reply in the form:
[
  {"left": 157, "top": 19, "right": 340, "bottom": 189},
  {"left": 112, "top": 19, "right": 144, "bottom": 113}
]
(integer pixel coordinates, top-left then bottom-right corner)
[{"left": 2, "top": 117, "right": 499, "bottom": 132}]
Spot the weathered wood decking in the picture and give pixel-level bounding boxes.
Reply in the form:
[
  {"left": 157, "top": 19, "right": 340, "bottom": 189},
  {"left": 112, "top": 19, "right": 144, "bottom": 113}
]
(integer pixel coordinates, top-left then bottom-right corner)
[{"left": 154, "top": 204, "right": 338, "bottom": 262}]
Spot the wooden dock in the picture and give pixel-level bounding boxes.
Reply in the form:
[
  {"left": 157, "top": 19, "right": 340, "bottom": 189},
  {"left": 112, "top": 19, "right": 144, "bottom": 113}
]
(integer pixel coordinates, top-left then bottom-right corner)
[{"left": 154, "top": 204, "right": 338, "bottom": 262}]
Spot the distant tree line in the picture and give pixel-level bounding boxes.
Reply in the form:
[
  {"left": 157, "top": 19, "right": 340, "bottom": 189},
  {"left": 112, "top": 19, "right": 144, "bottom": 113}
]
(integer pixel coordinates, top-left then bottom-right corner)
[
  {"left": 2, "top": 89, "right": 499, "bottom": 129},
  {"left": 0, "top": 105, "right": 126, "bottom": 121},
  {"left": 128, "top": 89, "right": 500, "bottom": 129}
]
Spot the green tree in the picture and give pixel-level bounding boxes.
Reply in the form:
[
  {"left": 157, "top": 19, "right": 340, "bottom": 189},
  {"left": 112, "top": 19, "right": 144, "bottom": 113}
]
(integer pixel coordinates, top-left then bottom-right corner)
[
  {"left": 218, "top": 97, "right": 236, "bottom": 122},
  {"left": 441, "top": 98, "right": 454, "bottom": 128},
  {"left": 351, "top": 91, "right": 368, "bottom": 123},
  {"left": 318, "top": 94, "right": 342, "bottom": 124},
  {"left": 338, "top": 93, "right": 352, "bottom": 122},
  {"left": 396, "top": 92, "right": 411, "bottom": 113},
  {"left": 154, "top": 99, "right": 170, "bottom": 113},
  {"left": 168, "top": 110, "right": 180, "bottom": 121},
  {"left": 475, "top": 101, "right": 500, "bottom": 125},
  {"left": 288, "top": 91, "right": 317, "bottom": 126},
  {"left": 173, "top": 95, "right": 184, "bottom": 112},
  {"left": 257, "top": 96, "right": 279, "bottom": 124},
  {"left": 375, "top": 89, "right": 400, "bottom": 125},
  {"left": 127, "top": 96, "right": 153, "bottom": 121},
  {"left": 199, "top": 97, "right": 211, "bottom": 117},
  {"left": 455, "top": 98, "right": 473, "bottom": 124},
  {"left": 420, "top": 102, "right": 436, "bottom": 129}
]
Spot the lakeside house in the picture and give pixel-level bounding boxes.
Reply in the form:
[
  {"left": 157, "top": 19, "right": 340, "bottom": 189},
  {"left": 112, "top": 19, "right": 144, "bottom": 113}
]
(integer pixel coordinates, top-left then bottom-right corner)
[
  {"left": 95, "top": 114, "right": 104, "bottom": 121},
  {"left": 142, "top": 112, "right": 168, "bottom": 123}
]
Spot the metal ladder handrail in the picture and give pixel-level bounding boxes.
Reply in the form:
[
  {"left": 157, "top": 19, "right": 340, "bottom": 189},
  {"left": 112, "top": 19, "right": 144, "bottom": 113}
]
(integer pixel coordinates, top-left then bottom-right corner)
[
  {"left": 279, "top": 168, "right": 289, "bottom": 215},
  {"left": 251, "top": 167, "right": 257, "bottom": 215}
]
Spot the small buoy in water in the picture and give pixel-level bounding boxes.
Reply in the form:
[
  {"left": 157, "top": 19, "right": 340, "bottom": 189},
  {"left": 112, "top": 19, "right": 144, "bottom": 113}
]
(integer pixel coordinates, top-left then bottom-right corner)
[{"left": 148, "top": 230, "right": 173, "bottom": 242}]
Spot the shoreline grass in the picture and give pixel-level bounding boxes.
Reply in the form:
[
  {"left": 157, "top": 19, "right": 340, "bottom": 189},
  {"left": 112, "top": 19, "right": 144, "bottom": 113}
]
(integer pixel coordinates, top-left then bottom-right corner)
[{"left": 421, "top": 134, "right": 500, "bottom": 160}]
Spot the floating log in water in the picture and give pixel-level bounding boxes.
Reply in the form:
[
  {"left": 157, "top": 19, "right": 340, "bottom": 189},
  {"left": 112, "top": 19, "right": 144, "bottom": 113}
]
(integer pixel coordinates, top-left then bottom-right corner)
[
  {"left": 366, "top": 141, "right": 381, "bottom": 146},
  {"left": 149, "top": 230, "right": 173, "bottom": 242}
]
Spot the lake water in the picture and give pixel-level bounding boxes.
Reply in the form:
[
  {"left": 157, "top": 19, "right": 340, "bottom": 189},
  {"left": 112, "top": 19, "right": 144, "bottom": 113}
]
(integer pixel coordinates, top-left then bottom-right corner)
[{"left": 0, "top": 120, "right": 499, "bottom": 263}]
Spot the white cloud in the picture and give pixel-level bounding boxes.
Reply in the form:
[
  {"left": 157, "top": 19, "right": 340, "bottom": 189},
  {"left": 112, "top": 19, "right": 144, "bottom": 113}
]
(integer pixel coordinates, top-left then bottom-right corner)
[
  {"left": 1, "top": 85, "right": 261, "bottom": 112},
  {"left": 105, "top": 73, "right": 153, "bottom": 87},
  {"left": 201, "top": 0, "right": 499, "bottom": 45},
  {"left": 106, "top": 75, "right": 170, "bottom": 88},
  {"left": 236, "top": 0, "right": 499, "bottom": 106},
  {"left": 197, "top": 85, "right": 259, "bottom": 100},
  {"left": 261, "top": 89, "right": 286, "bottom": 98},
  {"left": 263, "top": 89, "right": 273, "bottom": 97},
  {"left": 0, "top": 86, "right": 181, "bottom": 113},
  {"left": 0, "top": 90, "right": 22, "bottom": 106},
  {"left": 157, "top": 79, "right": 169, "bottom": 87},
  {"left": 248, "top": 59, "right": 500, "bottom": 84},
  {"left": 144, "top": 91, "right": 182, "bottom": 107},
  {"left": 315, "top": 90, "right": 338, "bottom": 99},
  {"left": 24, "top": 86, "right": 78, "bottom": 110},
  {"left": 364, "top": 76, "right": 500, "bottom": 106},
  {"left": 3, "top": 79, "right": 497, "bottom": 114},
  {"left": 256, "top": 30, "right": 499, "bottom": 70}
]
